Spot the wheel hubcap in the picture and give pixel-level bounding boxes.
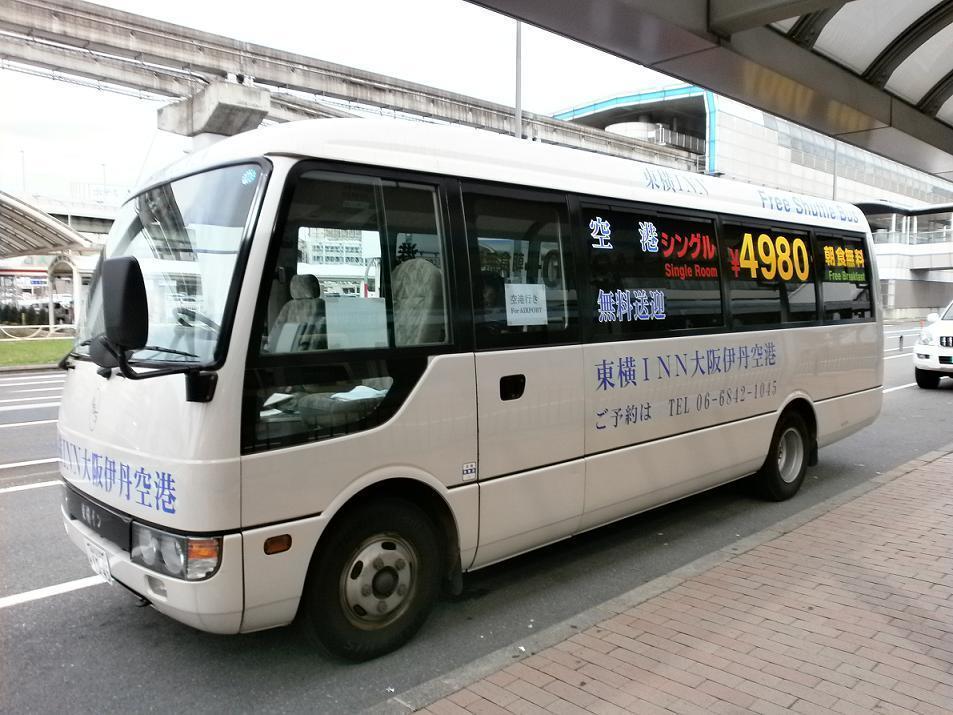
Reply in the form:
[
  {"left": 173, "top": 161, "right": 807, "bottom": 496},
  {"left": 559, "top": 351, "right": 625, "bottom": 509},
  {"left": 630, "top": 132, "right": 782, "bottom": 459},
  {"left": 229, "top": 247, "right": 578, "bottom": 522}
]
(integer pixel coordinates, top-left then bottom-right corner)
[
  {"left": 777, "top": 427, "right": 804, "bottom": 484},
  {"left": 341, "top": 535, "right": 416, "bottom": 630}
]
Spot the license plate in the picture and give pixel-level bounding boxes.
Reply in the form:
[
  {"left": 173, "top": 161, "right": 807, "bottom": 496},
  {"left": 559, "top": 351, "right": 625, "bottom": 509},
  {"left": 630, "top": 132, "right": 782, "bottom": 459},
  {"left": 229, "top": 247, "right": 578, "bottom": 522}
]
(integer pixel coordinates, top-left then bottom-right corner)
[{"left": 84, "top": 541, "right": 113, "bottom": 583}]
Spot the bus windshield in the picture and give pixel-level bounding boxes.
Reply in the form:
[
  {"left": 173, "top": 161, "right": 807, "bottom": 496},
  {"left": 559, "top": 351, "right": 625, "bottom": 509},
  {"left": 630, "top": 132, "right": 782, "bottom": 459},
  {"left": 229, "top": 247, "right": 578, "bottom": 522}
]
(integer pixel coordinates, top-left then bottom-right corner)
[{"left": 77, "top": 163, "right": 265, "bottom": 365}]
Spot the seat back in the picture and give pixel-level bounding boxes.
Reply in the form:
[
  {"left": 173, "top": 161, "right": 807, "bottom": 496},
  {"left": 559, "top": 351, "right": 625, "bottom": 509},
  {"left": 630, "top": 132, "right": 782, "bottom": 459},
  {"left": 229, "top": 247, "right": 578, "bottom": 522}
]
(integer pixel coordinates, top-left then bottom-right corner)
[
  {"left": 391, "top": 258, "right": 444, "bottom": 346},
  {"left": 267, "top": 274, "right": 326, "bottom": 352}
]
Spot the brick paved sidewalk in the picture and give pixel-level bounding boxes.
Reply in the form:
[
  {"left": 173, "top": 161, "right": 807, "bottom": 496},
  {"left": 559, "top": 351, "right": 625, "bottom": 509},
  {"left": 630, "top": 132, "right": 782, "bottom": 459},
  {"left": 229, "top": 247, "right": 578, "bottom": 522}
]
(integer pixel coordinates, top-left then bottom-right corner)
[{"left": 416, "top": 455, "right": 953, "bottom": 715}]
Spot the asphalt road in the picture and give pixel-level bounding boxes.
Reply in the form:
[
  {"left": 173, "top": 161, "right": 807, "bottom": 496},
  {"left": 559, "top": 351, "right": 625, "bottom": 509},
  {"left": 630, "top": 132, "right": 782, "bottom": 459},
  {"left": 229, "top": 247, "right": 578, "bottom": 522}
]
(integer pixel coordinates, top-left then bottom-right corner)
[{"left": 1, "top": 322, "right": 950, "bottom": 714}]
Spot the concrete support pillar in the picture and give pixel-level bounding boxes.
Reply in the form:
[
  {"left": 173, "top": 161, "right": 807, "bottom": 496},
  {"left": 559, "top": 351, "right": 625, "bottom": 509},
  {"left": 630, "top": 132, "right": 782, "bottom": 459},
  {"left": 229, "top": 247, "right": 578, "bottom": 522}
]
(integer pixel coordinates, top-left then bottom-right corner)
[
  {"left": 158, "top": 81, "right": 271, "bottom": 145},
  {"left": 47, "top": 283, "right": 54, "bottom": 333},
  {"left": 72, "top": 261, "right": 83, "bottom": 329}
]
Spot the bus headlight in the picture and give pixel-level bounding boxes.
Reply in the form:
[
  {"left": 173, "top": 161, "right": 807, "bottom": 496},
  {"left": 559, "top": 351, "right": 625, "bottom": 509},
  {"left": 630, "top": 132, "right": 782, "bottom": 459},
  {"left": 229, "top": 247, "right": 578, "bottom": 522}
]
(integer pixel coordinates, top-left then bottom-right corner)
[
  {"left": 131, "top": 523, "right": 222, "bottom": 580},
  {"left": 918, "top": 330, "right": 934, "bottom": 345},
  {"left": 132, "top": 526, "right": 159, "bottom": 567}
]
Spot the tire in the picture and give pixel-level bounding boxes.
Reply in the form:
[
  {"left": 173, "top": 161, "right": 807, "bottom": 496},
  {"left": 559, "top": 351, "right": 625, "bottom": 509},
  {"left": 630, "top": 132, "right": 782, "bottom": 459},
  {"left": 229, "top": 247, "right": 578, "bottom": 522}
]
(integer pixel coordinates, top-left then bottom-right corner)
[
  {"left": 753, "top": 411, "right": 809, "bottom": 501},
  {"left": 300, "top": 499, "right": 442, "bottom": 661},
  {"left": 915, "top": 368, "right": 940, "bottom": 389}
]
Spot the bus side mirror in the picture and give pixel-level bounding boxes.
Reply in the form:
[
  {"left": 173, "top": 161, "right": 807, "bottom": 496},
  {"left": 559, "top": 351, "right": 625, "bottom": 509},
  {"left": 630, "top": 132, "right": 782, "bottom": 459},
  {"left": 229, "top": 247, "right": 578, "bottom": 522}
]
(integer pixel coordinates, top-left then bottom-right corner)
[
  {"left": 102, "top": 256, "right": 148, "bottom": 351},
  {"left": 89, "top": 335, "right": 120, "bottom": 369}
]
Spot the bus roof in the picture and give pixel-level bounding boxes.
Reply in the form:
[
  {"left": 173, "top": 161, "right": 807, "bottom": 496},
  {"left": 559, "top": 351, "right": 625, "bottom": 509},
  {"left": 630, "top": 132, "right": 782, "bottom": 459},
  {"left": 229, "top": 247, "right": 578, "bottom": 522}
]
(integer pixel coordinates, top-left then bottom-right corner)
[{"left": 150, "top": 119, "right": 867, "bottom": 234}]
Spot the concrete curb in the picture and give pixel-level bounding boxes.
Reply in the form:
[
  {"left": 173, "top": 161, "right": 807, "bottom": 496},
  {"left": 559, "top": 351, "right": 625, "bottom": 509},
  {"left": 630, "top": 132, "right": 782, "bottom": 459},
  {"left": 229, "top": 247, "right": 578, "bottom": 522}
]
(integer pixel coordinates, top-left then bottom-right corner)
[
  {"left": 366, "top": 441, "right": 953, "bottom": 715},
  {"left": 0, "top": 364, "right": 59, "bottom": 374}
]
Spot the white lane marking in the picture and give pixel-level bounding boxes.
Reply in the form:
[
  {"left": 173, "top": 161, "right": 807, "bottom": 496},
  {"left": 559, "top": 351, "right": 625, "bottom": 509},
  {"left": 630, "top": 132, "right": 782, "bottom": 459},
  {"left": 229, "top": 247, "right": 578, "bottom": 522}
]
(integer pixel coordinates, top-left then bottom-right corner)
[
  {"left": 884, "top": 353, "right": 914, "bottom": 360},
  {"left": 0, "top": 379, "right": 64, "bottom": 387},
  {"left": 11, "top": 387, "right": 63, "bottom": 394},
  {"left": 0, "top": 375, "right": 63, "bottom": 385},
  {"left": 0, "top": 396, "right": 65, "bottom": 404},
  {"left": 0, "top": 402, "right": 59, "bottom": 413},
  {"left": 0, "top": 576, "right": 106, "bottom": 610},
  {"left": 0, "top": 418, "right": 57, "bottom": 429},
  {"left": 0, "top": 458, "right": 59, "bottom": 471},
  {"left": 883, "top": 329, "right": 922, "bottom": 336},
  {"left": 883, "top": 348, "right": 913, "bottom": 354},
  {"left": 0, "top": 479, "right": 60, "bottom": 494},
  {"left": 884, "top": 382, "right": 917, "bottom": 394}
]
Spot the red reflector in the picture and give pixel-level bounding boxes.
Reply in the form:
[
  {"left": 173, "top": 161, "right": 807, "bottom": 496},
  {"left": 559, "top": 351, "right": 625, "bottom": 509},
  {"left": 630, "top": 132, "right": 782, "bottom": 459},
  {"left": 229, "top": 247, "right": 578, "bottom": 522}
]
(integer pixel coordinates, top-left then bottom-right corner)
[{"left": 264, "top": 534, "right": 292, "bottom": 555}]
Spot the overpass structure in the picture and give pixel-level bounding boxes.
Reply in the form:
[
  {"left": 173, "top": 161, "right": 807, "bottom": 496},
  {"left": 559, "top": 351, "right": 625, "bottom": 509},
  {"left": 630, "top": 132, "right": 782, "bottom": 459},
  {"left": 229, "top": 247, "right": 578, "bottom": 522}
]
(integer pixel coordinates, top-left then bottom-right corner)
[{"left": 0, "top": 0, "right": 698, "bottom": 170}]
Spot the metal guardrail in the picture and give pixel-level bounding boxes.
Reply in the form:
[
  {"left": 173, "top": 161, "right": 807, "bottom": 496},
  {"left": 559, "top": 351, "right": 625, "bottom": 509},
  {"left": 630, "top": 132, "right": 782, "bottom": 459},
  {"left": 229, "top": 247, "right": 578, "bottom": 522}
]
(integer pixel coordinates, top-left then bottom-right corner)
[
  {"left": 654, "top": 126, "right": 706, "bottom": 155},
  {"left": 0, "top": 325, "right": 75, "bottom": 340}
]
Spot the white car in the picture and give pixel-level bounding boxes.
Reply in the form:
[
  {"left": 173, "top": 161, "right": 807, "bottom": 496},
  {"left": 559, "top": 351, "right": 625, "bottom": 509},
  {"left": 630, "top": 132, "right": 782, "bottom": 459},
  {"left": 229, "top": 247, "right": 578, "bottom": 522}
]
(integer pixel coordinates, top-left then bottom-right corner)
[{"left": 914, "top": 301, "right": 953, "bottom": 388}]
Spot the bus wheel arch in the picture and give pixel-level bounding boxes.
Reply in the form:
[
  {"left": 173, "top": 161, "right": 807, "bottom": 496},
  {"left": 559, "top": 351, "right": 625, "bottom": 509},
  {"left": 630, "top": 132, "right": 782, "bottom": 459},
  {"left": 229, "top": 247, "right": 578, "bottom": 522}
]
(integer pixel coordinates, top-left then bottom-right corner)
[
  {"left": 298, "top": 479, "right": 460, "bottom": 661},
  {"left": 782, "top": 397, "right": 817, "bottom": 466},
  {"left": 753, "top": 400, "right": 816, "bottom": 501}
]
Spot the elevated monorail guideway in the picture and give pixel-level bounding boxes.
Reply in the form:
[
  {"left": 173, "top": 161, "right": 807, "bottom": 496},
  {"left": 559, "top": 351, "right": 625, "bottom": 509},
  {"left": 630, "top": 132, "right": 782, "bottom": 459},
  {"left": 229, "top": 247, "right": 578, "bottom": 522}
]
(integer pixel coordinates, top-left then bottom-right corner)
[
  {"left": 468, "top": 0, "right": 953, "bottom": 181},
  {"left": 0, "top": 0, "right": 698, "bottom": 169}
]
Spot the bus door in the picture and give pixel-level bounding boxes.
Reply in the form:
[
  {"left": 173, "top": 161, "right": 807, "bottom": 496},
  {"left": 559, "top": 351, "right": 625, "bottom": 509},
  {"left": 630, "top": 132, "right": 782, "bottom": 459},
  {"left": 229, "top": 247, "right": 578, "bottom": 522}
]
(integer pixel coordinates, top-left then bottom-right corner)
[
  {"left": 462, "top": 186, "right": 586, "bottom": 567},
  {"left": 240, "top": 170, "right": 478, "bottom": 595}
]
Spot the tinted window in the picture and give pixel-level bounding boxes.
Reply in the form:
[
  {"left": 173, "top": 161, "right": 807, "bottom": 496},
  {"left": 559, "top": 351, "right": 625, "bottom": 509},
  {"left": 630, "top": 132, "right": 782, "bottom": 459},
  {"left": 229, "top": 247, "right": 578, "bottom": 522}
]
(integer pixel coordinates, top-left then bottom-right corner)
[
  {"left": 816, "top": 234, "right": 872, "bottom": 321},
  {"left": 465, "top": 191, "right": 577, "bottom": 348},
  {"left": 585, "top": 207, "right": 723, "bottom": 338},
  {"left": 722, "top": 224, "right": 816, "bottom": 326}
]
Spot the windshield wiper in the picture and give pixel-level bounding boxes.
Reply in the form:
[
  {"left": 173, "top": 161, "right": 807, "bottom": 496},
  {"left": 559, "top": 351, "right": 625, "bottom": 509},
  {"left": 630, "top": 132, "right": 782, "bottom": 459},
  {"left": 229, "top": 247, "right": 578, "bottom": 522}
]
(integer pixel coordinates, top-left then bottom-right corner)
[{"left": 138, "top": 345, "right": 199, "bottom": 359}]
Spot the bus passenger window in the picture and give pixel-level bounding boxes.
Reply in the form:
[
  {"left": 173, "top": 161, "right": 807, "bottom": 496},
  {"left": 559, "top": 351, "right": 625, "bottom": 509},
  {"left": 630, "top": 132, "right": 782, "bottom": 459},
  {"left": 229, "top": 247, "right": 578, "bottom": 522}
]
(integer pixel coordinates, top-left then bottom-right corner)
[
  {"left": 584, "top": 208, "right": 723, "bottom": 338},
  {"left": 816, "top": 235, "right": 872, "bottom": 322},
  {"left": 722, "top": 224, "right": 817, "bottom": 326},
  {"left": 463, "top": 190, "right": 577, "bottom": 348},
  {"left": 246, "top": 171, "right": 450, "bottom": 451}
]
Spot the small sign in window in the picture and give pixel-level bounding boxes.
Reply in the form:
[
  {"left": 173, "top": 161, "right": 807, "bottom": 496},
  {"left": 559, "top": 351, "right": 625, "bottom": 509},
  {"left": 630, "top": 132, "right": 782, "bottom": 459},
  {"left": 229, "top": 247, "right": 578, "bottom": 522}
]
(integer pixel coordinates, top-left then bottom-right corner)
[{"left": 504, "top": 283, "right": 548, "bottom": 326}]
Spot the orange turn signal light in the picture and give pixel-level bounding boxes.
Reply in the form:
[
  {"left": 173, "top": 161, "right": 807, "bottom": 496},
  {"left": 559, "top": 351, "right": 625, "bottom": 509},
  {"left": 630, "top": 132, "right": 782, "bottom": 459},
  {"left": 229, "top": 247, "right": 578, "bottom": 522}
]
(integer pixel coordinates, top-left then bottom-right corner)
[
  {"left": 264, "top": 534, "right": 292, "bottom": 555},
  {"left": 187, "top": 538, "right": 220, "bottom": 561}
]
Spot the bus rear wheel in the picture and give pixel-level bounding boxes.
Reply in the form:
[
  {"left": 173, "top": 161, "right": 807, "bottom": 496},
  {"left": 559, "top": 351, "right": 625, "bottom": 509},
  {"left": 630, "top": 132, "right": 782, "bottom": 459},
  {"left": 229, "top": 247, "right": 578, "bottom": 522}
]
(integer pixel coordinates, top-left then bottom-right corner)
[
  {"left": 754, "top": 412, "right": 808, "bottom": 501},
  {"left": 300, "top": 499, "right": 442, "bottom": 661},
  {"left": 915, "top": 368, "right": 940, "bottom": 389}
]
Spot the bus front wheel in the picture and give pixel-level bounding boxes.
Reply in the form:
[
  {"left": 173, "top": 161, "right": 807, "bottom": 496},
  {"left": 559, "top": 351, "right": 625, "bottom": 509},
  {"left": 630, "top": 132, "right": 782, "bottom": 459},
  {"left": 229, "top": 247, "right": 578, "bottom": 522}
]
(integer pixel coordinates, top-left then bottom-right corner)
[
  {"left": 753, "top": 412, "right": 809, "bottom": 501},
  {"left": 300, "top": 499, "right": 442, "bottom": 661}
]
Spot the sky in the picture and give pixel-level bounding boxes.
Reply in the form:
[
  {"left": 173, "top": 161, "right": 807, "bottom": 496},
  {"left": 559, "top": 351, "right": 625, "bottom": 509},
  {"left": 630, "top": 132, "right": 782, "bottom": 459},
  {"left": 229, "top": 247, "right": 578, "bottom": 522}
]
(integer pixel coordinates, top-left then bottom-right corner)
[{"left": 0, "top": 0, "right": 673, "bottom": 207}]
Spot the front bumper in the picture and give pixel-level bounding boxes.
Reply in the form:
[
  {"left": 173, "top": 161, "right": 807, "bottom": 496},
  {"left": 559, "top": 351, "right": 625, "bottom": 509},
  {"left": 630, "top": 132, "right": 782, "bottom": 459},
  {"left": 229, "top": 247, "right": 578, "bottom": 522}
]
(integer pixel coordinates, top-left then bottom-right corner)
[
  {"left": 61, "top": 500, "right": 244, "bottom": 634},
  {"left": 913, "top": 346, "right": 953, "bottom": 374}
]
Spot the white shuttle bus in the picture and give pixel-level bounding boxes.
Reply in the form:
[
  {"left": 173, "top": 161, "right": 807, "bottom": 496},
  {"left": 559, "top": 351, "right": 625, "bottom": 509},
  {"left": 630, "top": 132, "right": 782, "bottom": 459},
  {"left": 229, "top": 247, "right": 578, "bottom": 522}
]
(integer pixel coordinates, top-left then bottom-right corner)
[{"left": 58, "top": 120, "right": 882, "bottom": 660}]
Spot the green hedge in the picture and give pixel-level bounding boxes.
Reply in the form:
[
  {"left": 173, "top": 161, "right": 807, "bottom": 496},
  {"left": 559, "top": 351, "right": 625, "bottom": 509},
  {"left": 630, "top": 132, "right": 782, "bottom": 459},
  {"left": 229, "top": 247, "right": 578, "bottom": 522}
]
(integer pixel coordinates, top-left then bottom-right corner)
[{"left": 0, "top": 302, "right": 51, "bottom": 325}]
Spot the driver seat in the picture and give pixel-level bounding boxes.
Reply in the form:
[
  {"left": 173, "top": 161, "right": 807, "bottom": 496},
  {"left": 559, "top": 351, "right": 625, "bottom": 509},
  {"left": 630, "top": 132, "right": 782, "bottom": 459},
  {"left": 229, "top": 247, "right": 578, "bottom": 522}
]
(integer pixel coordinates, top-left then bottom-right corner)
[{"left": 267, "top": 274, "right": 326, "bottom": 352}]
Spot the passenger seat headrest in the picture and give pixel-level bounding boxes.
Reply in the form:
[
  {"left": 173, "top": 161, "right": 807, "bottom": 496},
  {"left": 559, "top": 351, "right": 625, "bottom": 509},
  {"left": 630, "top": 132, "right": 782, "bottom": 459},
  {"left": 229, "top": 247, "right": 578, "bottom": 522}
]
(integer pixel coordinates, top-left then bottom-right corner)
[{"left": 290, "top": 274, "right": 321, "bottom": 300}]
